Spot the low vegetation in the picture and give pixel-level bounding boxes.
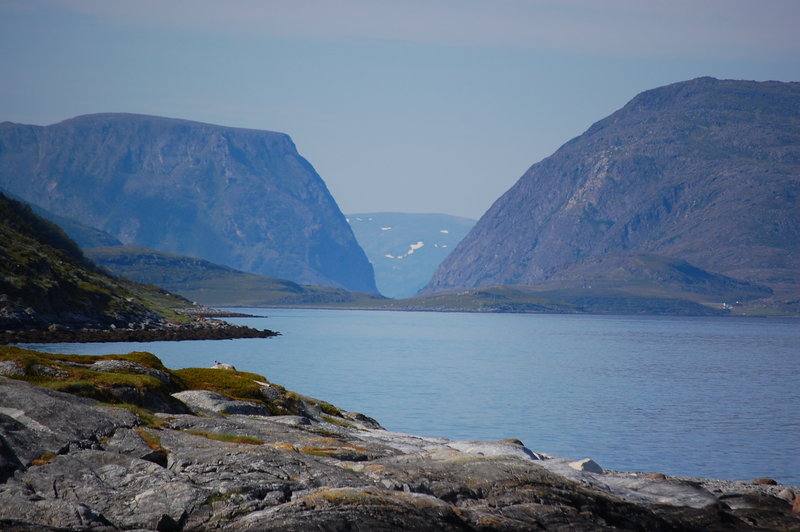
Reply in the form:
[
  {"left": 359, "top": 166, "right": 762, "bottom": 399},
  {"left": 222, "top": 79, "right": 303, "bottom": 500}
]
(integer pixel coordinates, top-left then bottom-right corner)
[
  {"left": 135, "top": 427, "right": 168, "bottom": 453},
  {"left": 0, "top": 346, "right": 179, "bottom": 402},
  {"left": 85, "top": 245, "right": 388, "bottom": 308},
  {"left": 0, "top": 192, "right": 196, "bottom": 331},
  {"left": 173, "top": 367, "right": 274, "bottom": 402},
  {"left": 106, "top": 403, "right": 167, "bottom": 428},
  {"left": 183, "top": 430, "right": 264, "bottom": 446},
  {"left": 30, "top": 452, "right": 58, "bottom": 467},
  {"left": 0, "top": 345, "right": 350, "bottom": 424}
]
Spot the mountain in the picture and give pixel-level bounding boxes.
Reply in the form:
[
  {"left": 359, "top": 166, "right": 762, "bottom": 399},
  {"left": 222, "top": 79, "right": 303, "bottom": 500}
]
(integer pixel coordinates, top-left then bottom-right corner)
[
  {"left": 0, "top": 187, "right": 124, "bottom": 248},
  {"left": 0, "top": 191, "right": 181, "bottom": 330},
  {"left": 85, "top": 245, "right": 387, "bottom": 308},
  {"left": 0, "top": 191, "right": 278, "bottom": 342},
  {"left": 6, "top": 196, "right": 384, "bottom": 307},
  {"left": 0, "top": 113, "right": 377, "bottom": 293},
  {"left": 347, "top": 213, "right": 475, "bottom": 298},
  {"left": 425, "top": 78, "right": 800, "bottom": 313}
]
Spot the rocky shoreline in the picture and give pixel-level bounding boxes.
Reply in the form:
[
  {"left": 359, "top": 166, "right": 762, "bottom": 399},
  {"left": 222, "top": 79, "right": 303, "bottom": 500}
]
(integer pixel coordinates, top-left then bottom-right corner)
[
  {"left": 0, "top": 318, "right": 277, "bottom": 344},
  {"left": 0, "top": 350, "right": 798, "bottom": 531}
]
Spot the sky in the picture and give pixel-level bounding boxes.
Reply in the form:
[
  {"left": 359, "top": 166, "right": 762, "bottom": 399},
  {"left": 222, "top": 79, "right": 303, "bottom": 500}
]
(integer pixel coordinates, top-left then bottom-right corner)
[{"left": 1, "top": 1, "right": 799, "bottom": 220}]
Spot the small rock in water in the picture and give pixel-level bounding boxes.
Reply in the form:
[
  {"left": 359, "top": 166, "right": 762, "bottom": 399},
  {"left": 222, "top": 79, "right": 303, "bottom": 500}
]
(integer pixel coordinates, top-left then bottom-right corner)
[{"left": 568, "top": 458, "right": 604, "bottom": 474}]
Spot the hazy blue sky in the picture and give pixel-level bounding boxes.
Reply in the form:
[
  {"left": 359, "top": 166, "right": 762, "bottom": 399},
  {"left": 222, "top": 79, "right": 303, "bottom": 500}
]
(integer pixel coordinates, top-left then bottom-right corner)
[{"left": 2, "top": 1, "right": 799, "bottom": 219}]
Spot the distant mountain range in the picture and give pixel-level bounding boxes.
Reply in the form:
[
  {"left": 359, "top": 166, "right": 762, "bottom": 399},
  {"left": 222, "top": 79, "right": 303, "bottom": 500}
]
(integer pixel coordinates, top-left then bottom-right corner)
[
  {"left": 347, "top": 213, "right": 475, "bottom": 298},
  {"left": 425, "top": 78, "right": 800, "bottom": 315},
  {"left": 3, "top": 78, "right": 797, "bottom": 317},
  {"left": 0, "top": 113, "right": 377, "bottom": 293}
]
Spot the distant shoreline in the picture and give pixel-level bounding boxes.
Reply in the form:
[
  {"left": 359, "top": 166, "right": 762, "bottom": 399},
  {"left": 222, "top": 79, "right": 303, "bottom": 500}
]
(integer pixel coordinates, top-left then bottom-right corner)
[
  {"left": 0, "top": 321, "right": 278, "bottom": 344},
  {"left": 211, "top": 303, "right": 800, "bottom": 319}
]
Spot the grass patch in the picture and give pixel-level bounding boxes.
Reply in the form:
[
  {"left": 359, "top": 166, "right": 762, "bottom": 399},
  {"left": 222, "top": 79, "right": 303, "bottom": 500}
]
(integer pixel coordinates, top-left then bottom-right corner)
[
  {"left": 318, "top": 401, "right": 343, "bottom": 417},
  {"left": 30, "top": 451, "right": 57, "bottom": 466},
  {"left": 0, "top": 346, "right": 168, "bottom": 371},
  {"left": 1, "top": 346, "right": 351, "bottom": 424},
  {"left": 299, "top": 447, "right": 342, "bottom": 458},
  {"left": 41, "top": 372, "right": 165, "bottom": 400},
  {"left": 136, "top": 427, "right": 169, "bottom": 453},
  {"left": 321, "top": 414, "right": 354, "bottom": 428},
  {"left": 304, "top": 427, "right": 342, "bottom": 438},
  {"left": 0, "top": 346, "right": 185, "bottom": 409},
  {"left": 184, "top": 430, "right": 264, "bottom": 446},
  {"left": 203, "top": 489, "right": 244, "bottom": 506},
  {"left": 173, "top": 368, "right": 273, "bottom": 402},
  {"left": 298, "top": 437, "right": 369, "bottom": 459},
  {"left": 266, "top": 390, "right": 305, "bottom": 416},
  {"left": 97, "top": 402, "right": 166, "bottom": 427},
  {"left": 176, "top": 368, "right": 309, "bottom": 415}
]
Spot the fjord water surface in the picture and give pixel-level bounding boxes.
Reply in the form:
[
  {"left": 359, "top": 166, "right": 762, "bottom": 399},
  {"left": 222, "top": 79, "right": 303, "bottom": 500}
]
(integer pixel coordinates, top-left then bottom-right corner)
[{"left": 26, "top": 310, "right": 800, "bottom": 485}]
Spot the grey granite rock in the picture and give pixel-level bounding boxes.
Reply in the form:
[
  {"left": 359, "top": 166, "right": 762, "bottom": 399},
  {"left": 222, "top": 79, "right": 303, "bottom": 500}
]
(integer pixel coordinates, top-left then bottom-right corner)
[
  {"left": 0, "top": 377, "right": 137, "bottom": 466},
  {"left": 171, "top": 390, "right": 271, "bottom": 416},
  {"left": 90, "top": 359, "right": 173, "bottom": 384},
  {"left": 0, "top": 361, "right": 25, "bottom": 377},
  {"left": 1, "top": 375, "right": 798, "bottom": 530}
]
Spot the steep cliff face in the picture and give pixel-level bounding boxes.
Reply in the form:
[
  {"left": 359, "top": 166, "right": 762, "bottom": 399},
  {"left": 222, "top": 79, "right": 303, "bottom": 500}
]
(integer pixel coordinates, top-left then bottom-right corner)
[
  {"left": 0, "top": 114, "right": 377, "bottom": 293},
  {"left": 425, "top": 78, "right": 800, "bottom": 299}
]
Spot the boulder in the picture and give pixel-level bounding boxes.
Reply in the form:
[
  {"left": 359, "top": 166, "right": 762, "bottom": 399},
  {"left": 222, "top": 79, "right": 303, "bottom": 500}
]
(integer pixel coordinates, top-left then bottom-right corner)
[
  {"left": 777, "top": 488, "right": 794, "bottom": 503},
  {"left": 569, "top": 458, "right": 604, "bottom": 474},
  {"left": 91, "top": 359, "right": 174, "bottom": 384},
  {"left": 172, "top": 390, "right": 270, "bottom": 416}
]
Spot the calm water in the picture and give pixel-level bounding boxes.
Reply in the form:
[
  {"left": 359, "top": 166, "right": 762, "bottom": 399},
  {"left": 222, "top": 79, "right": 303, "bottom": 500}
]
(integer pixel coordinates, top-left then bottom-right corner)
[{"left": 22, "top": 309, "right": 800, "bottom": 485}]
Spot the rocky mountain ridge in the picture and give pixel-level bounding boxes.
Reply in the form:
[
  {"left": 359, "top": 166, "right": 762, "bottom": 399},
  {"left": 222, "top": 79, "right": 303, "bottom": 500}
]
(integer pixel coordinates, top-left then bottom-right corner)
[
  {"left": 425, "top": 78, "right": 800, "bottom": 313},
  {"left": 0, "top": 113, "right": 377, "bottom": 293}
]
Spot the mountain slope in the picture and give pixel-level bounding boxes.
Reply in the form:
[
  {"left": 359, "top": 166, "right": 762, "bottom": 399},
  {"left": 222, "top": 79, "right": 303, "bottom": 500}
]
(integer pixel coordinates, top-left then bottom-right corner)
[
  {"left": 0, "top": 113, "right": 376, "bottom": 293},
  {"left": 0, "top": 187, "right": 123, "bottom": 248},
  {"left": 425, "top": 78, "right": 800, "bottom": 309},
  {"left": 85, "top": 245, "right": 387, "bottom": 307},
  {"left": 5, "top": 196, "right": 384, "bottom": 308},
  {"left": 0, "top": 192, "right": 182, "bottom": 330},
  {"left": 347, "top": 213, "right": 475, "bottom": 298}
]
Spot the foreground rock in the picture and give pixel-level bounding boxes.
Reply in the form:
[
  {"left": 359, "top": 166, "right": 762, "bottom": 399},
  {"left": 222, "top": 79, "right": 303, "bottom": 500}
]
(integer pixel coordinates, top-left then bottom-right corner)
[{"left": 1, "top": 367, "right": 798, "bottom": 530}]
